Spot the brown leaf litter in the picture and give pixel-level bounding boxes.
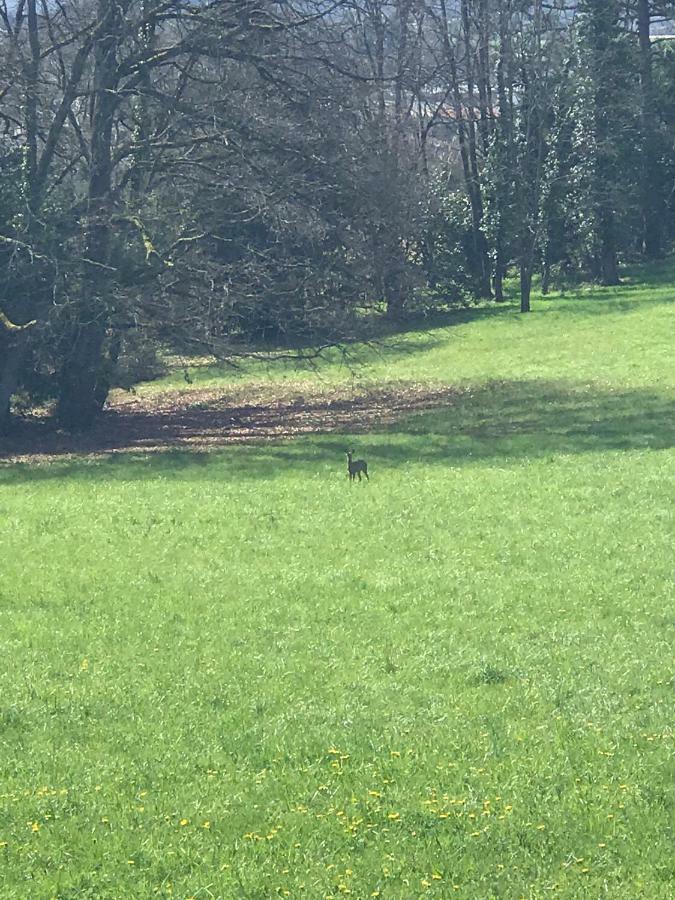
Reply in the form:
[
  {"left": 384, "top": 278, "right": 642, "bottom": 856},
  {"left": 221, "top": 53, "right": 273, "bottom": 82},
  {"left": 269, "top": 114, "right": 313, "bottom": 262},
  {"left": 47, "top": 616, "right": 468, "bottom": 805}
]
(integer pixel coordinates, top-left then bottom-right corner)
[{"left": 1, "top": 381, "right": 464, "bottom": 464}]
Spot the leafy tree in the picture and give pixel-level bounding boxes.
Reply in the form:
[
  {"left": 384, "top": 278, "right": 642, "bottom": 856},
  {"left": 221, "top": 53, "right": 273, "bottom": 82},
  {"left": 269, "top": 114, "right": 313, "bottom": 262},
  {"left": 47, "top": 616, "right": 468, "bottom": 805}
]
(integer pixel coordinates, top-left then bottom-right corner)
[{"left": 1, "top": 0, "right": 673, "bottom": 430}]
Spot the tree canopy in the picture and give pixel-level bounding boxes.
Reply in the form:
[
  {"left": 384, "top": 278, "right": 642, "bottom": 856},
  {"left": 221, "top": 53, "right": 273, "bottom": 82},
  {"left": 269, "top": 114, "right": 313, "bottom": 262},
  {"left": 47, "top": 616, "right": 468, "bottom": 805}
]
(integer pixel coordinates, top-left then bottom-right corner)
[{"left": 1, "top": 0, "right": 674, "bottom": 430}]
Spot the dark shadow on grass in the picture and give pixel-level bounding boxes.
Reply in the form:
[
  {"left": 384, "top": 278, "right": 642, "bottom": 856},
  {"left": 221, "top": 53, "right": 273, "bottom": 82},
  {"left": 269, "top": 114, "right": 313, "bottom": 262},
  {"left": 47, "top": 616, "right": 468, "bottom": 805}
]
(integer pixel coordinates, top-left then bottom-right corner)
[
  {"left": 1, "top": 380, "right": 672, "bottom": 484},
  {"left": 539, "top": 289, "right": 674, "bottom": 314},
  {"left": 368, "top": 302, "right": 521, "bottom": 338},
  {"left": 537, "top": 257, "right": 675, "bottom": 311}
]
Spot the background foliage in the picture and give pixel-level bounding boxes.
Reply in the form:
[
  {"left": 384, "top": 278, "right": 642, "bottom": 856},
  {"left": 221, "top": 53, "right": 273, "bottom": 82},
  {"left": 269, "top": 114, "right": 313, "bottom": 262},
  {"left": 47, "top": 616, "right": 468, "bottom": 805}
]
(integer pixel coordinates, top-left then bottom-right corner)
[{"left": 0, "top": 0, "right": 674, "bottom": 429}]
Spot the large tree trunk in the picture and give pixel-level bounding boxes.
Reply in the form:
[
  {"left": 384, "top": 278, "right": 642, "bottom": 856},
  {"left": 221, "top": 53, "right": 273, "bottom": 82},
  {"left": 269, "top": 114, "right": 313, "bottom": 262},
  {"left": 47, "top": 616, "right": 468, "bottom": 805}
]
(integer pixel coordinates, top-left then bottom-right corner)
[
  {"left": 520, "top": 263, "right": 532, "bottom": 313},
  {"left": 598, "top": 208, "right": 620, "bottom": 285},
  {"left": 476, "top": 0, "right": 494, "bottom": 155},
  {"left": 541, "top": 257, "right": 552, "bottom": 295},
  {"left": 515, "top": 6, "right": 546, "bottom": 313},
  {"left": 460, "top": 0, "right": 492, "bottom": 298},
  {"left": 58, "top": 0, "right": 120, "bottom": 429},
  {"left": 58, "top": 325, "right": 109, "bottom": 430},
  {"left": 491, "top": 1, "right": 513, "bottom": 304},
  {"left": 493, "top": 265, "right": 505, "bottom": 302},
  {"left": 383, "top": 240, "right": 410, "bottom": 319},
  {"left": 0, "top": 313, "right": 37, "bottom": 432},
  {"left": 600, "top": 241, "right": 620, "bottom": 286}
]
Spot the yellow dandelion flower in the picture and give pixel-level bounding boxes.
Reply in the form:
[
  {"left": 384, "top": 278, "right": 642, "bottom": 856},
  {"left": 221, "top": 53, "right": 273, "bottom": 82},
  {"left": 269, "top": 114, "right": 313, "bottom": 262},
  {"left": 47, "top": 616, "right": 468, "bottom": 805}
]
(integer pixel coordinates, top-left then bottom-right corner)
[
  {"left": 0, "top": 841, "right": 8, "bottom": 848},
  {"left": 30, "top": 822, "right": 40, "bottom": 833},
  {"left": 387, "top": 812, "right": 400, "bottom": 820},
  {"left": 202, "top": 821, "right": 211, "bottom": 829},
  {"left": 421, "top": 879, "right": 431, "bottom": 887},
  {"left": 432, "top": 872, "right": 443, "bottom": 880},
  {"left": 180, "top": 818, "right": 189, "bottom": 826},
  {"left": 80, "top": 658, "right": 89, "bottom": 671},
  {"left": 471, "top": 831, "right": 481, "bottom": 837},
  {"left": 127, "top": 859, "right": 135, "bottom": 865},
  {"left": 101, "top": 817, "right": 109, "bottom": 824},
  {"left": 536, "top": 824, "right": 546, "bottom": 831},
  {"left": 598, "top": 843, "right": 606, "bottom": 848}
]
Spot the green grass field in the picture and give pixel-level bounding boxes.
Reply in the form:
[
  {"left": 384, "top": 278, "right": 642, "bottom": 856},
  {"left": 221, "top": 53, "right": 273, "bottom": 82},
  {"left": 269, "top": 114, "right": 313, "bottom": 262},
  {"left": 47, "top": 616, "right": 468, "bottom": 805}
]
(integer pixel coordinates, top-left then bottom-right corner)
[{"left": 1, "top": 261, "right": 673, "bottom": 898}]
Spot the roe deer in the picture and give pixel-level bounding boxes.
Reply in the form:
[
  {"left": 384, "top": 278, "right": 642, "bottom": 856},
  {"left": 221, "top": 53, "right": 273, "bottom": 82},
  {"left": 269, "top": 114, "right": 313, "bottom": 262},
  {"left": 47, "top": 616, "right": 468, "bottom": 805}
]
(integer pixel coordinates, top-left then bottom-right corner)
[{"left": 346, "top": 449, "right": 369, "bottom": 483}]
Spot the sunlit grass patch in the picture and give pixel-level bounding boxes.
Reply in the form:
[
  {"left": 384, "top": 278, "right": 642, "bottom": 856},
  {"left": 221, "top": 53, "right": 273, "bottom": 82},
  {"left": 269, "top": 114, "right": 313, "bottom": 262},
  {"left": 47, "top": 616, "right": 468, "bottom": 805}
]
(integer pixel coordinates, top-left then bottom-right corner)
[{"left": 0, "top": 262, "right": 673, "bottom": 897}]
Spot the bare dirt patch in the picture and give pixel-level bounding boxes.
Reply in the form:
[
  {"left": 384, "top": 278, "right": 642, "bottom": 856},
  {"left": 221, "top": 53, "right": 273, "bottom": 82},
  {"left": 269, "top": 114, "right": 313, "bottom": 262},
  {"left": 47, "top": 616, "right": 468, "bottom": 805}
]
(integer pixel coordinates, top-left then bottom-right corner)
[{"left": 1, "top": 382, "right": 463, "bottom": 463}]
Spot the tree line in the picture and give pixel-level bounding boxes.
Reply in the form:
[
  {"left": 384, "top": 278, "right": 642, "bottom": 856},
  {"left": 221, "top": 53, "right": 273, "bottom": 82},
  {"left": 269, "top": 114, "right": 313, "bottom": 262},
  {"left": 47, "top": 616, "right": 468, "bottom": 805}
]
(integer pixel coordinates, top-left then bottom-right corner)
[{"left": 1, "top": 0, "right": 674, "bottom": 431}]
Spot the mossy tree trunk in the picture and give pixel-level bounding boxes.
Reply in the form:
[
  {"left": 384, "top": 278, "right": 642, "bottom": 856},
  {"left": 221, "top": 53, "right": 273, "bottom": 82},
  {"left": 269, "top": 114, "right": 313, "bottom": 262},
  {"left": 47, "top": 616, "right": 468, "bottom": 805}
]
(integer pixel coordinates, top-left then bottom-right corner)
[{"left": 57, "top": 0, "right": 121, "bottom": 429}]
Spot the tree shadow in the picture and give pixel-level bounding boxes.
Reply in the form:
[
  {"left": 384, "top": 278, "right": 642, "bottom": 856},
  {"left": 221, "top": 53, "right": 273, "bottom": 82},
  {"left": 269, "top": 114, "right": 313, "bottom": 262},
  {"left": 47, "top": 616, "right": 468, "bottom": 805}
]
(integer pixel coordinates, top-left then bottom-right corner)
[
  {"left": 369, "top": 302, "right": 520, "bottom": 338},
  {"left": 537, "top": 258, "right": 675, "bottom": 311},
  {"left": 1, "top": 380, "right": 672, "bottom": 484},
  {"left": 539, "top": 290, "right": 673, "bottom": 315}
]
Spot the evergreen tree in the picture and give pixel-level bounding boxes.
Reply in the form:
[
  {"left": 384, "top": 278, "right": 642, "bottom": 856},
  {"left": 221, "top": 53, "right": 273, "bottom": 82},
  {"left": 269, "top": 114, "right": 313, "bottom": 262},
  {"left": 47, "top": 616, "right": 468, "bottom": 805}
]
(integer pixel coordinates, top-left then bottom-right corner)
[{"left": 577, "top": 0, "right": 641, "bottom": 284}]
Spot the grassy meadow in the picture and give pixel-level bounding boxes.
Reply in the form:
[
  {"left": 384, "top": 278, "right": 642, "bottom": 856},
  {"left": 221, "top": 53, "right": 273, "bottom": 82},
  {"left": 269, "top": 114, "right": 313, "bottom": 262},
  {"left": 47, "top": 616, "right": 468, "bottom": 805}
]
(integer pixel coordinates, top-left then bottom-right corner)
[{"left": 0, "top": 261, "right": 673, "bottom": 898}]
